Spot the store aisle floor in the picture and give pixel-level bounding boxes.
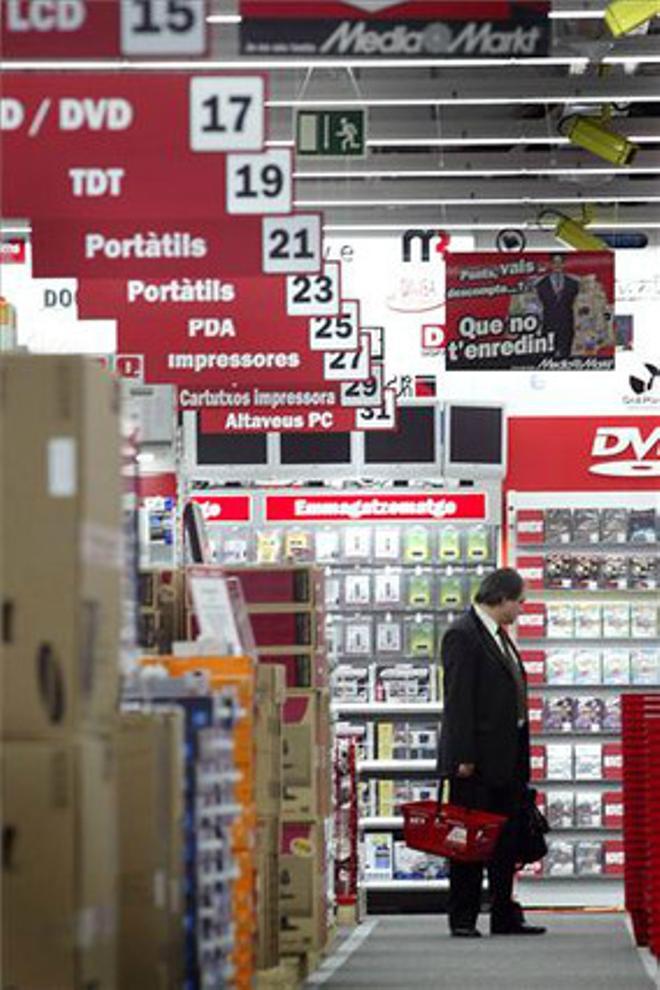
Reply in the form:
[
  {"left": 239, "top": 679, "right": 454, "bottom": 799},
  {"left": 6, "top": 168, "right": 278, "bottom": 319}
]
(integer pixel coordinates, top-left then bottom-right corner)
[{"left": 306, "top": 913, "right": 653, "bottom": 990}]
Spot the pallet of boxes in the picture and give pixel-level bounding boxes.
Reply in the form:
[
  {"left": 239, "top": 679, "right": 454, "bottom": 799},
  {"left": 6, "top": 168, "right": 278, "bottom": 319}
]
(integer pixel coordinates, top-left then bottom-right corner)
[
  {"left": 1, "top": 356, "right": 121, "bottom": 989},
  {"left": 224, "top": 567, "right": 335, "bottom": 987}
]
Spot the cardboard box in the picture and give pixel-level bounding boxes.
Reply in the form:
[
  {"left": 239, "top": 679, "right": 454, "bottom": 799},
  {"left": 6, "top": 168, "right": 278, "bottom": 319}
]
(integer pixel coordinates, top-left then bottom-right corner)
[
  {"left": 256, "top": 819, "right": 280, "bottom": 970},
  {"left": 1, "top": 356, "right": 121, "bottom": 738},
  {"left": 223, "top": 567, "right": 320, "bottom": 605},
  {"left": 256, "top": 666, "right": 285, "bottom": 819},
  {"left": 282, "top": 691, "right": 331, "bottom": 819},
  {"left": 117, "top": 711, "right": 185, "bottom": 990},
  {"left": 257, "top": 649, "right": 328, "bottom": 690},
  {"left": 2, "top": 737, "right": 118, "bottom": 989},
  {"left": 279, "top": 821, "right": 328, "bottom": 954}
]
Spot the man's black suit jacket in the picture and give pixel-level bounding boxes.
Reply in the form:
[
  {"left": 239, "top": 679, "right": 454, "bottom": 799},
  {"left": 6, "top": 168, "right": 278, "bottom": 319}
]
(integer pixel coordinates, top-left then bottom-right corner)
[
  {"left": 535, "top": 274, "right": 580, "bottom": 356},
  {"left": 438, "top": 607, "right": 530, "bottom": 789}
]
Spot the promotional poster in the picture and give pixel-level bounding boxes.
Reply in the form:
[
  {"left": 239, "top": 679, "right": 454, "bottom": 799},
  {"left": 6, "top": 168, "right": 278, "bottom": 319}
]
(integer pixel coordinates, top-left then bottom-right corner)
[{"left": 445, "top": 251, "right": 616, "bottom": 371}]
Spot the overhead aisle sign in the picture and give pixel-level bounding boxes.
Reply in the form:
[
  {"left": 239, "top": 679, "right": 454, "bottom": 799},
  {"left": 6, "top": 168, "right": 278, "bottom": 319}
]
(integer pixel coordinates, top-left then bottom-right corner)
[
  {"left": 240, "top": 1, "right": 550, "bottom": 59},
  {"left": 1, "top": 0, "right": 208, "bottom": 58},
  {"left": 445, "top": 252, "right": 615, "bottom": 372}
]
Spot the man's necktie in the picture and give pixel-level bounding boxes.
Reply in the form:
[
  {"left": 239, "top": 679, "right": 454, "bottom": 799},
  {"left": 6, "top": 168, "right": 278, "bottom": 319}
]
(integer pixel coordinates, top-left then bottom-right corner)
[{"left": 497, "top": 627, "right": 528, "bottom": 726}]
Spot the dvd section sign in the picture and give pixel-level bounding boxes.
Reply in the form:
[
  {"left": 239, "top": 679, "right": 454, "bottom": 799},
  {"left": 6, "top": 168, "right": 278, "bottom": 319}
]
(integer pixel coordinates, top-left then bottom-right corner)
[
  {"left": 265, "top": 492, "right": 487, "bottom": 522},
  {"left": 240, "top": 1, "right": 550, "bottom": 59},
  {"left": 445, "top": 252, "right": 615, "bottom": 372}
]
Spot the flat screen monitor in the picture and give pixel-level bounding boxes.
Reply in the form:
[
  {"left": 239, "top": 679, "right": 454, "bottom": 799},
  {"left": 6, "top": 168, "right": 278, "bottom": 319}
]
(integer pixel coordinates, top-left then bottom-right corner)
[
  {"left": 364, "top": 405, "right": 436, "bottom": 464},
  {"left": 444, "top": 403, "right": 506, "bottom": 478},
  {"left": 280, "top": 432, "right": 352, "bottom": 465},
  {"left": 196, "top": 417, "right": 268, "bottom": 466}
]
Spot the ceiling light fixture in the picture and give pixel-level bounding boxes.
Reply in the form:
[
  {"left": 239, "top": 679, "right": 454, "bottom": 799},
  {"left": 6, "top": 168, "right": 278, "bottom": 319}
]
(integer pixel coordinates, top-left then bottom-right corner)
[
  {"left": 297, "top": 195, "right": 660, "bottom": 208},
  {"left": 560, "top": 107, "right": 639, "bottom": 164},
  {"left": 538, "top": 207, "right": 611, "bottom": 251},
  {"left": 605, "top": 0, "right": 660, "bottom": 35},
  {"left": 322, "top": 221, "right": 660, "bottom": 231},
  {"left": 206, "top": 14, "right": 242, "bottom": 23}
]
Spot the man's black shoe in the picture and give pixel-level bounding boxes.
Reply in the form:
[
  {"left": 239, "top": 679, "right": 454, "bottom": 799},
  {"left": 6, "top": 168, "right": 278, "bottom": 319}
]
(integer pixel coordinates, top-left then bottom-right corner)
[
  {"left": 451, "top": 927, "right": 482, "bottom": 938},
  {"left": 490, "top": 923, "right": 547, "bottom": 936}
]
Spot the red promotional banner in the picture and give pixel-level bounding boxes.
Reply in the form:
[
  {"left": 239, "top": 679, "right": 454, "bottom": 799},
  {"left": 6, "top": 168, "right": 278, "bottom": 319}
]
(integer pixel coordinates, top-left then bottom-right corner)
[
  {"left": 507, "top": 416, "right": 660, "bottom": 491},
  {"left": 1, "top": 72, "right": 266, "bottom": 220},
  {"left": 445, "top": 252, "right": 615, "bottom": 371},
  {"left": 1, "top": 0, "right": 208, "bottom": 59},
  {"left": 200, "top": 403, "right": 358, "bottom": 433},
  {"left": 265, "top": 492, "right": 487, "bottom": 522}
]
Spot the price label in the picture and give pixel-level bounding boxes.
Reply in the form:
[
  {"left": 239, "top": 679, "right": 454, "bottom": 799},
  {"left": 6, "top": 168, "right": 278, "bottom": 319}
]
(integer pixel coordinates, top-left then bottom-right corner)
[
  {"left": 226, "top": 149, "right": 292, "bottom": 215},
  {"left": 286, "top": 262, "right": 340, "bottom": 317},
  {"left": 121, "top": 0, "right": 207, "bottom": 55},
  {"left": 262, "top": 214, "right": 321, "bottom": 274},
  {"left": 323, "top": 333, "right": 371, "bottom": 382},
  {"left": 355, "top": 388, "right": 397, "bottom": 430},
  {"left": 340, "top": 364, "right": 383, "bottom": 407},
  {"left": 309, "top": 300, "right": 359, "bottom": 352},
  {"left": 190, "top": 76, "right": 264, "bottom": 152}
]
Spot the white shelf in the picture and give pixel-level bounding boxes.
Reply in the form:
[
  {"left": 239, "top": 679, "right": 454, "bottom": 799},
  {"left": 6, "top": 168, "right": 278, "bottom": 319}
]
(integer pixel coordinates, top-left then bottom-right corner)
[
  {"left": 334, "top": 702, "right": 443, "bottom": 715},
  {"left": 359, "top": 759, "right": 436, "bottom": 773},
  {"left": 362, "top": 879, "right": 449, "bottom": 891}
]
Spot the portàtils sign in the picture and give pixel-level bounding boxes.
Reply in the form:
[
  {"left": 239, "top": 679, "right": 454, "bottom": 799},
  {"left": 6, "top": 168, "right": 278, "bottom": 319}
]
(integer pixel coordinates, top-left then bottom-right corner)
[
  {"left": 2, "top": 0, "right": 208, "bottom": 58},
  {"left": 240, "top": 1, "right": 550, "bottom": 59},
  {"left": 445, "top": 252, "right": 615, "bottom": 372}
]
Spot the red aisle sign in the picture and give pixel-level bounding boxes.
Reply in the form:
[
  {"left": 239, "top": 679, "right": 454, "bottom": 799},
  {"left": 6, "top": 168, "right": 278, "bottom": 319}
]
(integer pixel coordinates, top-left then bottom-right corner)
[
  {"left": 445, "top": 252, "right": 615, "bottom": 371},
  {"left": 1, "top": 0, "right": 208, "bottom": 59},
  {"left": 189, "top": 494, "right": 252, "bottom": 523},
  {"left": 507, "top": 416, "right": 660, "bottom": 491},
  {"left": 1, "top": 72, "right": 267, "bottom": 220},
  {"left": 265, "top": 492, "right": 487, "bottom": 522},
  {"left": 200, "top": 403, "right": 358, "bottom": 433}
]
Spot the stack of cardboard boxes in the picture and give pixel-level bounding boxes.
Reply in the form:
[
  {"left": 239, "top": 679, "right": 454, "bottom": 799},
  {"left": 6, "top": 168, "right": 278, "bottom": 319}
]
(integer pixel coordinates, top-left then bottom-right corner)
[
  {"left": 117, "top": 710, "right": 185, "bottom": 989},
  {"left": 224, "top": 567, "right": 334, "bottom": 962},
  {"left": 1, "top": 356, "right": 121, "bottom": 989}
]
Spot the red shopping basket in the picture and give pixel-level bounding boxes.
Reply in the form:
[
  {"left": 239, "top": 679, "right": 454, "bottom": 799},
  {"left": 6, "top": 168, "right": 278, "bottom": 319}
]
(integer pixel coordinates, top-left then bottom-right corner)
[{"left": 401, "top": 800, "right": 507, "bottom": 863}]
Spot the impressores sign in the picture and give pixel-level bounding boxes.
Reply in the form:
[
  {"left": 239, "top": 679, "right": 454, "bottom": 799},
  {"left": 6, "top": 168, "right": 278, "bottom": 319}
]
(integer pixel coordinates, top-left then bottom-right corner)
[
  {"left": 240, "top": 1, "right": 550, "bottom": 58},
  {"left": 445, "top": 252, "right": 615, "bottom": 372}
]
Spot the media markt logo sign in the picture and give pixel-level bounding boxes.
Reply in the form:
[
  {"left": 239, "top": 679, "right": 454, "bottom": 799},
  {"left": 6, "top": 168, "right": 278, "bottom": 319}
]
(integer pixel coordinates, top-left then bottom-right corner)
[
  {"left": 320, "top": 20, "right": 544, "bottom": 57},
  {"left": 625, "top": 363, "right": 660, "bottom": 406},
  {"left": 589, "top": 426, "right": 660, "bottom": 478}
]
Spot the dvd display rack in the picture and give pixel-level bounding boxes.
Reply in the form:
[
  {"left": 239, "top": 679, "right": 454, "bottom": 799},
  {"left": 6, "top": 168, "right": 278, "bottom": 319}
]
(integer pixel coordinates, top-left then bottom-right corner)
[{"left": 509, "top": 490, "right": 660, "bottom": 908}]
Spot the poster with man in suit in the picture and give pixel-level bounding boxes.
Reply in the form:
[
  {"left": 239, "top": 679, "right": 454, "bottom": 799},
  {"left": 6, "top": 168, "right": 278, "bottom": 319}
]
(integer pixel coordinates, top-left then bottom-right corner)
[{"left": 445, "top": 251, "right": 615, "bottom": 370}]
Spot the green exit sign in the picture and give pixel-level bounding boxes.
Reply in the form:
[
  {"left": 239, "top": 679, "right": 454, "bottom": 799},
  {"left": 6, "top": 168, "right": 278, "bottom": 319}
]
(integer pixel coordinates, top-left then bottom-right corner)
[{"left": 296, "top": 109, "right": 367, "bottom": 157}]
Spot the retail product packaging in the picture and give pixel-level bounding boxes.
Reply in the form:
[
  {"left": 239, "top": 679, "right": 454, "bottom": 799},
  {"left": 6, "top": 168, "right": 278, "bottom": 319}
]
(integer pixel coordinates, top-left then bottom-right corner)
[
  {"left": 546, "top": 790, "right": 575, "bottom": 829},
  {"left": 542, "top": 697, "right": 573, "bottom": 733},
  {"left": 403, "top": 526, "right": 432, "bottom": 564},
  {"left": 521, "top": 650, "right": 546, "bottom": 685},
  {"left": 574, "top": 603, "right": 602, "bottom": 639},
  {"left": 544, "top": 510, "right": 573, "bottom": 545},
  {"left": 256, "top": 817, "right": 280, "bottom": 970},
  {"left": 603, "top": 791, "right": 624, "bottom": 829},
  {"left": 374, "top": 663, "right": 434, "bottom": 704},
  {"left": 601, "top": 554, "right": 629, "bottom": 590},
  {"left": 630, "top": 649, "right": 660, "bottom": 685},
  {"left": 257, "top": 649, "right": 327, "bottom": 690},
  {"left": 545, "top": 650, "right": 575, "bottom": 685},
  {"left": 602, "top": 649, "right": 631, "bottom": 685},
  {"left": 604, "top": 840, "right": 625, "bottom": 875},
  {"left": 117, "top": 711, "right": 185, "bottom": 990},
  {"left": 342, "top": 526, "right": 373, "bottom": 561},
  {"left": 628, "top": 508, "right": 657, "bottom": 544},
  {"left": 575, "top": 792, "right": 602, "bottom": 828},
  {"left": 517, "top": 603, "right": 547, "bottom": 639},
  {"left": 574, "top": 697, "right": 604, "bottom": 733},
  {"left": 544, "top": 553, "right": 573, "bottom": 590},
  {"left": 279, "top": 821, "right": 328, "bottom": 953},
  {"left": 344, "top": 573, "right": 372, "bottom": 607},
  {"left": 255, "top": 665, "right": 286, "bottom": 820},
  {"left": 334, "top": 663, "right": 371, "bottom": 704},
  {"left": 2, "top": 737, "right": 118, "bottom": 989},
  {"left": 546, "top": 743, "right": 573, "bottom": 781},
  {"left": 363, "top": 833, "right": 394, "bottom": 881},
  {"left": 516, "top": 510, "right": 545, "bottom": 545},
  {"left": 574, "top": 650, "right": 602, "bottom": 685},
  {"left": 392, "top": 842, "right": 447, "bottom": 881},
  {"left": 574, "top": 743, "right": 602, "bottom": 780},
  {"left": 603, "top": 603, "right": 630, "bottom": 639},
  {"left": 631, "top": 603, "right": 659, "bottom": 639},
  {"left": 573, "top": 509, "right": 601, "bottom": 544},
  {"left": 282, "top": 690, "right": 331, "bottom": 819},
  {"left": 575, "top": 841, "right": 603, "bottom": 876},
  {"left": 546, "top": 604, "right": 574, "bottom": 640},
  {"left": 1, "top": 355, "right": 121, "bottom": 738},
  {"left": 545, "top": 839, "right": 575, "bottom": 876},
  {"left": 603, "top": 742, "right": 623, "bottom": 781},
  {"left": 601, "top": 508, "right": 628, "bottom": 544}
]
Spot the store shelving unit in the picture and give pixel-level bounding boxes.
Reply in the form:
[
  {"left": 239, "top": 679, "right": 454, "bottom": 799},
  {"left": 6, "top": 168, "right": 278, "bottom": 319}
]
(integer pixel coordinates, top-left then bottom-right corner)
[{"left": 509, "top": 490, "right": 660, "bottom": 908}]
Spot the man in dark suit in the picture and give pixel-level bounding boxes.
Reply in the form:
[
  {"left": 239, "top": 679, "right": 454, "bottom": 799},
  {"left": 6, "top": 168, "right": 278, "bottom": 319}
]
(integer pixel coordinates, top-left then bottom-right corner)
[
  {"left": 535, "top": 254, "right": 581, "bottom": 359},
  {"left": 438, "top": 568, "right": 546, "bottom": 938}
]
